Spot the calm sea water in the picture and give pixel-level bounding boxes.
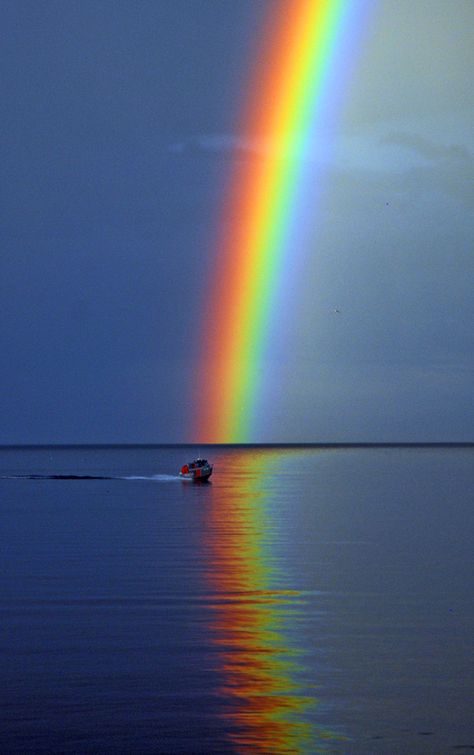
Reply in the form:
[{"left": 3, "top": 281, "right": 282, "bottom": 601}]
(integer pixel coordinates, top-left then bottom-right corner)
[{"left": 0, "top": 445, "right": 473, "bottom": 754}]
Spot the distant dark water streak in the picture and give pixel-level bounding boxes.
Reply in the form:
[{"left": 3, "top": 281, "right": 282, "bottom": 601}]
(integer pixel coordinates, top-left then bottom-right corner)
[{"left": 0, "top": 474, "right": 180, "bottom": 481}]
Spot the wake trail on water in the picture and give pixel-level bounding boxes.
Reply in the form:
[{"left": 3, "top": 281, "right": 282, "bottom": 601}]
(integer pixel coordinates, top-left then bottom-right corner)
[{"left": 0, "top": 474, "right": 181, "bottom": 482}]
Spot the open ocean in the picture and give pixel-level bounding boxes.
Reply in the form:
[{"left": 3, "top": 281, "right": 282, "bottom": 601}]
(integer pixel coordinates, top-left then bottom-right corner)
[{"left": 0, "top": 445, "right": 473, "bottom": 754}]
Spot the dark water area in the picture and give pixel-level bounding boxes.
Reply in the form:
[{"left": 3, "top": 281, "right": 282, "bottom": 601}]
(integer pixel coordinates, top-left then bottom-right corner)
[{"left": 0, "top": 445, "right": 473, "bottom": 754}]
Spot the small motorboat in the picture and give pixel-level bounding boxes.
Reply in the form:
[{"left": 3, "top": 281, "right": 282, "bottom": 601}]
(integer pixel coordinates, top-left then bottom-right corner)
[{"left": 179, "top": 458, "right": 213, "bottom": 482}]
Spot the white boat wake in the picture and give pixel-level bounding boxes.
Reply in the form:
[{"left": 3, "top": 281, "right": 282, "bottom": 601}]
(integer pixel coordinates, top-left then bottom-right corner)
[{"left": 123, "top": 474, "right": 180, "bottom": 482}]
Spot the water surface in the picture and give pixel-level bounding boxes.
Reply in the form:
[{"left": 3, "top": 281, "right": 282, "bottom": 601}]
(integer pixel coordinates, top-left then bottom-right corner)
[{"left": 1, "top": 445, "right": 473, "bottom": 753}]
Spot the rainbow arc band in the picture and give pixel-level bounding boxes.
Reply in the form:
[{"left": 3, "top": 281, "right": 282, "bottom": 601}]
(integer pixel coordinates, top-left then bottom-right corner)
[{"left": 194, "top": 0, "right": 369, "bottom": 443}]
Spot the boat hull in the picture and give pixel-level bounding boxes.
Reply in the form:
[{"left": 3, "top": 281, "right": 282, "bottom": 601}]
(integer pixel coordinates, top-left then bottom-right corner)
[
  {"left": 179, "top": 458, "right": 213, "bottom": 482},
  {"left": 179, "top": 466, "right": 213, "bottom": 482}
]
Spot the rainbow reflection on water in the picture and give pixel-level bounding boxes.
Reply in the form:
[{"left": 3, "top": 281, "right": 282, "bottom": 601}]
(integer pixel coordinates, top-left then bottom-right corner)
[{"left": 202, "top": 448, "right": 346, "bottom": 753}]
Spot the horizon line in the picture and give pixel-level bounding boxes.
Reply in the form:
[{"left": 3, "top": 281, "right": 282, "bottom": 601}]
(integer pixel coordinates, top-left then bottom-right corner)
[{"left": 1, "top": 442, "right": 473, "bottom": 449}]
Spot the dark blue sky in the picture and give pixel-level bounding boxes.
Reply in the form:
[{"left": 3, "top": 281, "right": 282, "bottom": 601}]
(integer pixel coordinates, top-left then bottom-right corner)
[
  {"left": 1, "top": 1, "right": 264, "bottom": 442},
  {"left": 1, "top": 1, "right": 473, "bottom": 443}
]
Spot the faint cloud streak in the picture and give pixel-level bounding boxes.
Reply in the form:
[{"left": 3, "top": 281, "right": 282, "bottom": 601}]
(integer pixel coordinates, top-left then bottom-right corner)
[{"left": 383, "top": 132, "right": 472, "bottom": 164}]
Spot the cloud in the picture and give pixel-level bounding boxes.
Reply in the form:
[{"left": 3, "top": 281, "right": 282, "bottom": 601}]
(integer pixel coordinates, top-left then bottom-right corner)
[
  {"left": 392, "top": 135, "right": 474, "bottom": 207},
  {"left": 168, "top": 129, "right": 474, "bottom": 209},
  {"left": 383, "top": 132, "right": 472, "bottom": 164},
  {"left": 168, "top": 133, "right": 256, "bottom": 156},
  {"left": 167, "top": 132, "right": 334, "bottom": 162}
]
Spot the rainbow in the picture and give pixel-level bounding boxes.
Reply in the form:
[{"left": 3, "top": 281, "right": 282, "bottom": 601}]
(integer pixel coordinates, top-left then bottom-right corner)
[{"left": 194, "top": 0, "right": 371, "bottom": 443}]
